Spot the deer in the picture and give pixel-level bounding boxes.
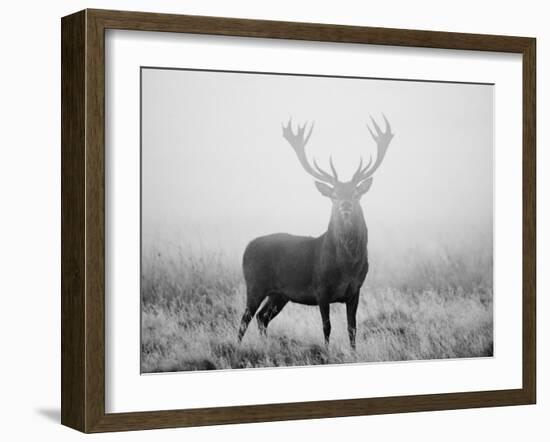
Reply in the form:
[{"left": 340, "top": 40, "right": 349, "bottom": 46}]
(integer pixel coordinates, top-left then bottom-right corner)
[{"left": 237, "top": 116, "right": 394, "bottom": 349}]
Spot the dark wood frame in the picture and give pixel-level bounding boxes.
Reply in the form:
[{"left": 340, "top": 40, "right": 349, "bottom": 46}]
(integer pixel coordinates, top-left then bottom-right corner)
[{"left": 61, "top": 8, "right": 536, "bottom": 433}]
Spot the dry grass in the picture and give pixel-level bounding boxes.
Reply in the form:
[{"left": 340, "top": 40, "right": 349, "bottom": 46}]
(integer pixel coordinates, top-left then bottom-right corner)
[{"left": 141, "top": 242, "right": 493, "bottom": 373}]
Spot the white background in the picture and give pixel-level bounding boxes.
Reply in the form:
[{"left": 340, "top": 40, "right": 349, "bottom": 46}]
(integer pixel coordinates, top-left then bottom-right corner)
[{"left": 0, "top": 0, "right": 547, "bottom": 440}]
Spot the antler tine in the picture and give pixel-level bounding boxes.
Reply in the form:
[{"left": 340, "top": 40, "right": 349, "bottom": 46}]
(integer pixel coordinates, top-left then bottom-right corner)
[
  {"left": 282, "top": 119, "right": 338, "bottom": 185},
  {"left": 313, "top": 156, "right": 339, "bottom": 182},
  {"left": 329, "top": 157, "right": 339, "bottom": 182},
  {"left": 382, "top": 113, "right": 392, "bottom": 134},
  {"left": 312, "top": 158, "right": 336, "bottom": 183},
  {"left": 351, "top": 155, "right": 373, "bottom": 184},
  {"left": 351, "top": 157, "right": 364, "bottom": 184},
  {"left": 354, "top": 114, "right": 394, "bottom": 184},
  {"left": 369, "top": 115, "right": 383, "bottom": 136}
]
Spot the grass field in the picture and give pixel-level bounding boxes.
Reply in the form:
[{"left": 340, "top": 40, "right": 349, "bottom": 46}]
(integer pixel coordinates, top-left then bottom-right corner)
[{"left": 141, "top": 240, "right": 493, "bottom": 373}]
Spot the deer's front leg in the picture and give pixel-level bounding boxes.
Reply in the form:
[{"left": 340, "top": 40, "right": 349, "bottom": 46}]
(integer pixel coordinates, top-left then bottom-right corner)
[
  {"left": 318, "top": 300, "right": 331, "bottom": 346},
  {"left": 346, "top": 292, "right": 359, "bottom": 350}
]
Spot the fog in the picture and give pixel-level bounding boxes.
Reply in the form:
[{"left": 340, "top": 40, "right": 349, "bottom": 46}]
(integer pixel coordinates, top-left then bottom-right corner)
[{"left": 141, "top": 68, "right": 493, "bottom": 261}]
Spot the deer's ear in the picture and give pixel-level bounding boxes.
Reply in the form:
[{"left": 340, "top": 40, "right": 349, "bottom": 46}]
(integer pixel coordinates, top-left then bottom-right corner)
[
  {"left": 356, "top": 178, "right": 373, "bottom": 195},
  {"left": 314, "top": 181, "right": 334, "bottom": 198}
]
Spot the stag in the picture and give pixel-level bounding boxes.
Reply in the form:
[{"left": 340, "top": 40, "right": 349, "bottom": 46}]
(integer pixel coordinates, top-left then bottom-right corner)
[{"left": 237, "top": 116, "right": 394, "bottom": 349}]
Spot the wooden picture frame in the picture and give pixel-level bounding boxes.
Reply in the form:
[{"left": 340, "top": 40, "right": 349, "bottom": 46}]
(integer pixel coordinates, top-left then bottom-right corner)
[{"left": 61, "top": 8, "right": 536, "bottom": 433}]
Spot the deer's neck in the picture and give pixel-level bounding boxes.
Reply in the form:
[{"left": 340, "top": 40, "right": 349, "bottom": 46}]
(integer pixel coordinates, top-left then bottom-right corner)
[{"left": 326, "top": 209, "right": 368, "bottom": 261}]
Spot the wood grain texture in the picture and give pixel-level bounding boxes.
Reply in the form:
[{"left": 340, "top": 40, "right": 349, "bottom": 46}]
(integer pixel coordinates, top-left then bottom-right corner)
[
  {"left": 89, "top": 8, "right": 533, "bottom": 52},
  {"left": 60, "top": 8, "right": 537, "bottom": 433},
  {"left": 61, "top": 10, "right": 86, "bottom": 432},
  {"left": 522, "top": 38, "right": 536, "bottom": 404},
  {"left": 84, "top": 10, "right": 107, "bottom": 433}
]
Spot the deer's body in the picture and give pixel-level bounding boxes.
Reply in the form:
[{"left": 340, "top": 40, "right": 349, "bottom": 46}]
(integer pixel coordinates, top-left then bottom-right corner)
[
  {"left": 243, "top": 223, "right": 369, "bottom": 306},
  {"left": 237, "top": 116, "right": 394, "bottom": 349}
]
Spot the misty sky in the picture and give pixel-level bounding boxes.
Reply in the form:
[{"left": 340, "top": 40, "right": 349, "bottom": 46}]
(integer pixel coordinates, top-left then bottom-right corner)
[{"left": 141, "top": 68, "right": 493, "bottom": 258}]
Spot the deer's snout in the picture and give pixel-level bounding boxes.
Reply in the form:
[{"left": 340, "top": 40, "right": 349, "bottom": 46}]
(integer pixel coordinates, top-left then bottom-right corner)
[{"left": 339, "top": 201, "right": 353, "bottom": 217}]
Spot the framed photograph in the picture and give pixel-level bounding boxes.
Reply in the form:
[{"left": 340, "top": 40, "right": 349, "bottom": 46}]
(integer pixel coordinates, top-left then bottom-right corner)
[{"left": 61, "top": 9, "right": 536, "bottom": 433}]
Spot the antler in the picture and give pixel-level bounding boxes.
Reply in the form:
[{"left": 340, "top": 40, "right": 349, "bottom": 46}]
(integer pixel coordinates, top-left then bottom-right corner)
[
  {"left": 282, "top": 119, "right": 339, "bottom": 185},
  {"left": 351, "top": 114, "right": 394, "bottom": 185}
]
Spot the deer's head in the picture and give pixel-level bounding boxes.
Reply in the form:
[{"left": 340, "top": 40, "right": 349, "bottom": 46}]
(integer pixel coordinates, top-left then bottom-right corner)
[{"left": 282, "top": 116, "right": 394, "bottom": 227}]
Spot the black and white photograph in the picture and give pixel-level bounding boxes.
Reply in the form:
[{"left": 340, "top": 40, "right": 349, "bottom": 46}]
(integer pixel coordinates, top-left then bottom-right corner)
[{"left": 140, "top": 67, "right": 494, "bottom": 373}]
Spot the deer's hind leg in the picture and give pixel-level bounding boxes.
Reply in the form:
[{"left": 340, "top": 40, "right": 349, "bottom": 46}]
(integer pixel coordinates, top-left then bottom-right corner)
[
  {"left": 237, "top": 286, "right": 266, "bottom": 342},
  {"left": 256, "top": 293, "right": 289, "bottom": 336}
]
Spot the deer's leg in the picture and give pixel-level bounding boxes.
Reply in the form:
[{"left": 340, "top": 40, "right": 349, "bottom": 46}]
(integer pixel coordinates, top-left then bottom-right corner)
[
  {"left": 318, "top": 300, "right": 331, "bottom": 346},
  {"left": 256, "top": 294, "right": 288, "bottom": 336},
  {"left": 237, "top": 287, "right": 265, "bottom": 342},
  {"left": 346, "top": 291, "right": 360, "bottom": 350}
]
